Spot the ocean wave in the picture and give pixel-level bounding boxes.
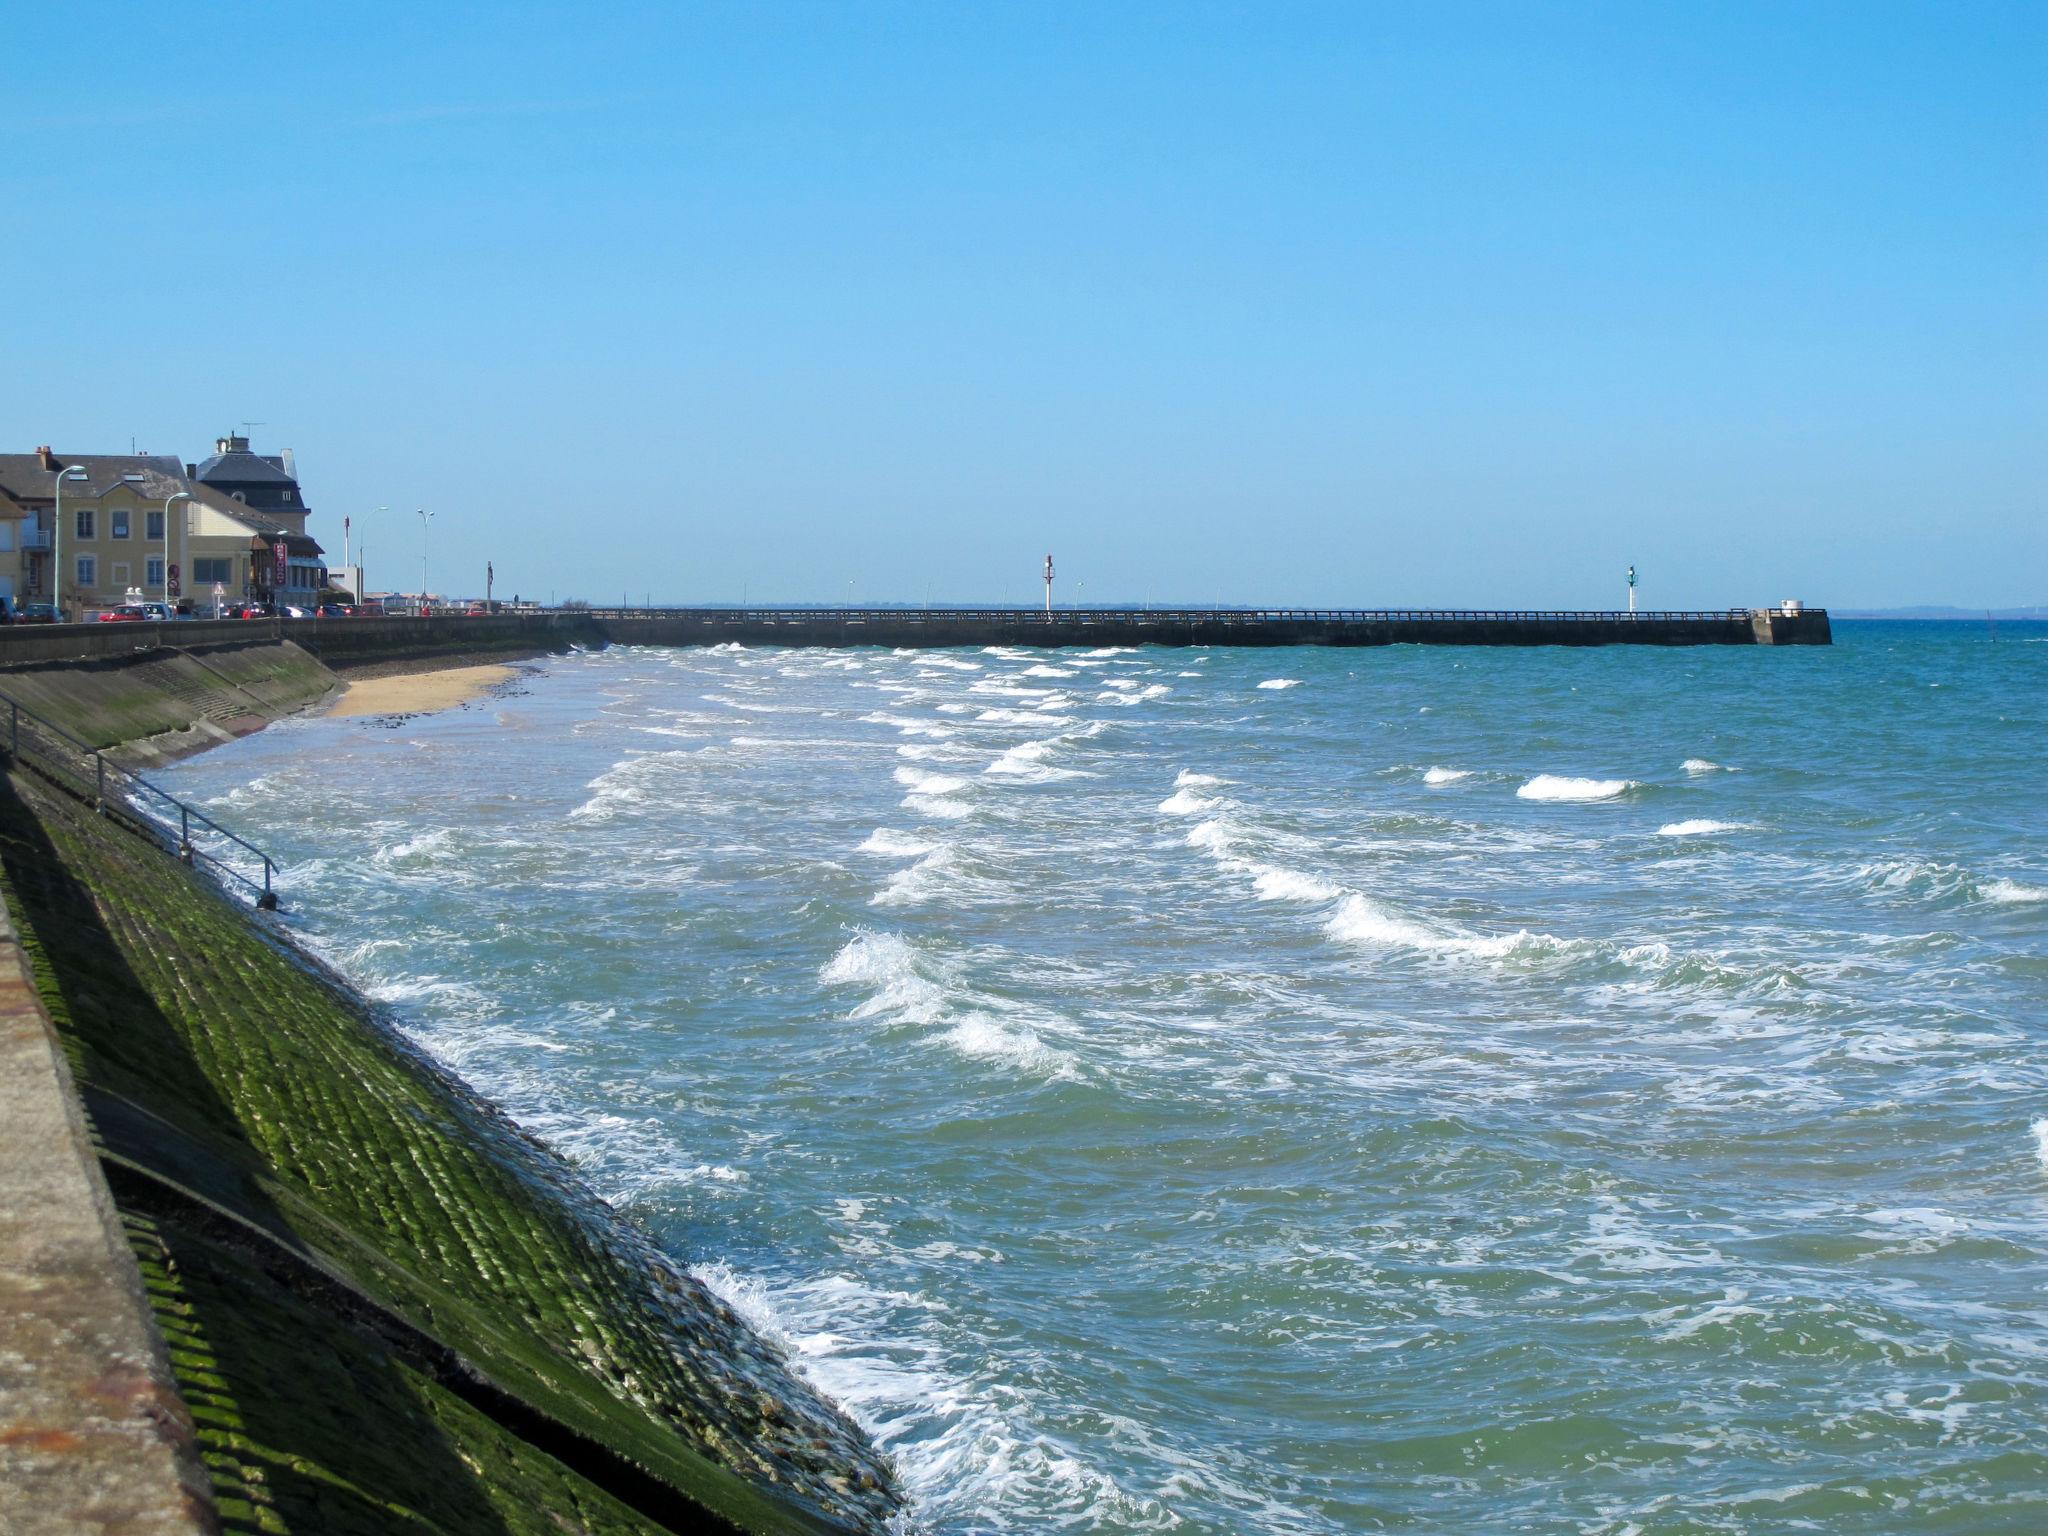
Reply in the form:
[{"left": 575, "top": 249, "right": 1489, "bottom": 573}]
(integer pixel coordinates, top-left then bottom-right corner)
[
  {"left": 1175, "top": 770, "right": 1224, "bottom": 788},
  {"left": 2033, "top": 1121, "right": 2048, "bottom": 1174},
  {"left": 1325, "top": 894, "right": 1572, "bottom": 961},
  {"left": 570, "top": 750, "right": 695, "bottom": 822},
  {"left": 859, "top": 829, "right": 936, "bottom": 858},
  {"left": 1840, "top": 858, "right": 2046, "bottom": 907},
  {"left": 1157, "top": 788, "right": 1216, "bottom": 815},
  {"left": 1256, "top": 678, "right": 1301, "bottom": 690},
  {"left": 1658, "top": 819, "right": 1754, "bottom": 837},
  {"left": 1019, "top": 664, "right": 1075, "bottom": 679},
  {"left": 1096, "top": 683, "right": 1170, "bottom": 706},
  {"left": 1683, "top": 757, "right": 1735, "bottom": 775},
  {"left": 1984, "top": 877, "right": 2048, "bottom": 905},
  {"left": 985, "top": 740, "right": 1083, "bottom": 782},
  {"left": 819, "top": 934, "right": 1079, "bottom": 1081},
  {"left": 688, "top": 1259, "right": 1162, "bottom": 1532},
  {"left": 1517, "top": 774, "right": 1638, "bottom": 802},
  {"left": 1423, "top": 767, "right": 1472, "bottom": 785},
  {"left": 1249, "top": 865, "right": 1342, "bottom": 903}
]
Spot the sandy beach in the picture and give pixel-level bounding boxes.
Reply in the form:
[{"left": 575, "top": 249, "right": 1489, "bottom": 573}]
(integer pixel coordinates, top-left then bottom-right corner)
[{"left": 327, "top": 663, "right": 516, "bottom": 718}]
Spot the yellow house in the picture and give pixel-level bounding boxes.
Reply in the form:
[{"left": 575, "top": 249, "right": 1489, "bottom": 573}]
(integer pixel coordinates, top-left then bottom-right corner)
[
  {"left": 0, "top": 450, "right": 189, "bottom": 617},
  {"left": 0, "top": 445, "right": 326, "bottom": 617}
]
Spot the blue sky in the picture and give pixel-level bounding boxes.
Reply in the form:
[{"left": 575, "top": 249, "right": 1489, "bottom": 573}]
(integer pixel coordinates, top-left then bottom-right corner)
[{"left": 3, "top": 1, "right": 2041, "bottom": 607}]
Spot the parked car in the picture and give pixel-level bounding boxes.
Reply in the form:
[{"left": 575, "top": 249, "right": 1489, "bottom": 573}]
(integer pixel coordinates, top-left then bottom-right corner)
[
  {"left": 354, "top": 601, "right": 386, "bottom": 617},
  {"left": 237, "top": 603, "right": 277, "bottom": 619},
  {"left": 464, "top": 605, "right": 491, "bottom": 616},
  {"left": 97, "top": 604, "right": 150, "bottom": 622},
  {"left": 16, "top": 602, "right": 61, "bottom": 624},
  {"left": 139, "top": 602, "right": 188, "bottom": 622},
  {"left": 280, "top": 604, "right": 312, "bottom": 619}
]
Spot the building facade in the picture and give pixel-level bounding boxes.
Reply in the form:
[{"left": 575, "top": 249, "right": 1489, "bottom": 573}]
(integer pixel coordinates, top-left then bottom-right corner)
[{"left": 0, "top": 438, "right": 324, "bottom": 616}]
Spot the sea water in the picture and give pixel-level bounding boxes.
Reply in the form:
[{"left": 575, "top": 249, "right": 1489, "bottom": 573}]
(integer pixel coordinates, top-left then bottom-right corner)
[{"left": 160, "top": 622, "right": 2048, "bottom": 1532}]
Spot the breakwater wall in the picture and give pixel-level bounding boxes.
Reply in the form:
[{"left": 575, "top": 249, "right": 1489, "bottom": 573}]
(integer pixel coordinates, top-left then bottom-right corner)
[
  {"left": 0, "top": 605, "right": 1831, "bottom": 669},
  {"left": 591, "top": 605, "right": 1832, "bottom": 647}
]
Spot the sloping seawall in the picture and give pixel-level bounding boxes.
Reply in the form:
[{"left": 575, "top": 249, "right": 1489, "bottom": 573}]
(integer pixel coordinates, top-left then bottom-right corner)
[{"left": 0, "top": 702, "right": 903, "bottom": 1532}]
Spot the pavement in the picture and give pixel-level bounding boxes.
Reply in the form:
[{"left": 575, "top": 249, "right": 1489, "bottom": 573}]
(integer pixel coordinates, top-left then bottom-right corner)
[{"left": 0, "top": 903, "right": 215, "bottom": 1534}]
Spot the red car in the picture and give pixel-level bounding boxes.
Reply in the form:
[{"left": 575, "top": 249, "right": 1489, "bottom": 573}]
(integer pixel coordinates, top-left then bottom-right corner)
[{"left": 98, "top": 605, "right": 150, "bottom": 622}]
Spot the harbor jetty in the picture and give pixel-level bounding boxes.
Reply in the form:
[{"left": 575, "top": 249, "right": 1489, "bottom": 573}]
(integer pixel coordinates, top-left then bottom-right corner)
[{"left": 0, "top": 603, "right": 1830, "bottom": 672}]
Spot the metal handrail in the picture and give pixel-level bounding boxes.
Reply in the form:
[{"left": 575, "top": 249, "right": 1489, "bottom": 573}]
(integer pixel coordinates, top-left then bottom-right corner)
[{"left": 0, "top": 691, "right": 279, "bottom": 910}]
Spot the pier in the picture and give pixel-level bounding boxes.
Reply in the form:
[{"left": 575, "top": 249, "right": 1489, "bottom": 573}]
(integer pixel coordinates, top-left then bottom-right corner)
[
  {"left": 0, "top": 606, "right": 1831, "bottom": 669},
  {"left": 595, "top": 605, "right": 1832, "bottom": 648}
]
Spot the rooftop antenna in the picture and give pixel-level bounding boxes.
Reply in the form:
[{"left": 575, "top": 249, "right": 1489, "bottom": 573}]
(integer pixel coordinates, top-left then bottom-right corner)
[{"left": 239, "top": 420, "right": 266, "bottom": 441}]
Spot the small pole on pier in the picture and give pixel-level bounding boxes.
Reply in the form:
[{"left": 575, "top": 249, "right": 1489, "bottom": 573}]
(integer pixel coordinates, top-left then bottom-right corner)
[
  {"left": 1627, "top": 564, "right": 1638, "bottom": 615},
  {"left": 1044, "top": 553, "right": 1054, "bottom": 615}
]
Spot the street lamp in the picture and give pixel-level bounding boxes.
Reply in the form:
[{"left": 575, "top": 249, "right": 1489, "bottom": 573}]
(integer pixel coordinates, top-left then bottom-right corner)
[
  {"left": 162, "top": 491, "right": 193, "bottom": 612},
  {"left": 51, "top": 465, "right": 87, "bottom": 619},
  {"left": 417, "top": 508, "right": 433, "bottom": 614}
]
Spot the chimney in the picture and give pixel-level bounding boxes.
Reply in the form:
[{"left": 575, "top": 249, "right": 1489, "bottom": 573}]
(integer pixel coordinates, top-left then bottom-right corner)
[
  {"left": 281, "top": 448, "right": 296, "bottom": 479},
  {"left": 35, "top": 445, "right": 55, "bottom": 471}
]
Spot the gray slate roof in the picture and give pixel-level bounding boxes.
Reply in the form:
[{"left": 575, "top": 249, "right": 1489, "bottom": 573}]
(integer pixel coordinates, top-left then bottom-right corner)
[
  {"left": 191, "top": 449, "right": 297, "bottom": 486},
  {"left": 0, "top": 454, "right": 188, "bottom": 503}
]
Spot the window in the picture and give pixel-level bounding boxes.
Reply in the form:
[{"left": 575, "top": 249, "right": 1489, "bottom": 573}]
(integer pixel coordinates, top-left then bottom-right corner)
[
  {"left": 146, "top": 510, "right": 165, "bottom": 539},
  {"left": 110, "top": 508, "right": 130, "bottom": 539},
  {"left": 282, "top": 489, "right": 294, "bottom": 503},
  {"left": 146, "top": 557, "right": 165, "bottom": 586},
  {"left": 75, "top": 508, "right": 95, "bottom": 539},
  {"left": 75, "top": 554, "right": 96, "bottom": 586},
  {"left": 193, "top": 557, "right": 232, "bottom": 584}
]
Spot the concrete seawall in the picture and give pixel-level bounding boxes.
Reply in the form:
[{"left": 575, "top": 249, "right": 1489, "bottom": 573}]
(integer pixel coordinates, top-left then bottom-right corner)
[
  {"left": 593, "top": 606, "right": 1833, "bottom": 648},
  {"left": 0, "top": 605, "right": 1831, "bottom": 668}
]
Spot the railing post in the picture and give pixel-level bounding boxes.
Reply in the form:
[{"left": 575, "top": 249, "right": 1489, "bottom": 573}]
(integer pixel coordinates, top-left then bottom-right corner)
[
  {"left": 258, "top": 857, "right": 278, "bottom": 911},
  {"left": 95, "top": 752, "right": 105, "bottom": 810},
  {"left": 180, "top": 804, "right": 193, "bottom": 863},
  {"left": 8, "top": 698, "right": 15, "bottom": 759}
]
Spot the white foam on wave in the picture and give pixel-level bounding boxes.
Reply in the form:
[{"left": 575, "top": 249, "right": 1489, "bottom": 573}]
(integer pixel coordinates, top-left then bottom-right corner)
[
  {"left": 569, "top": 750, "right": 694, "bottom": 822},
  {"left": 1175, "top": 770, "right": 1223, "bottom": 788},
  {"left": 1517, "top": 774, "right": 1638, "bottom": 802},
  {"left": 859, "top": 829, "right": 935, "bottom": 858},
  {"left": 1020, "top": 664, "right": 1075, "bottom": 679},
  {"left": 819, "top": 933, "right": 1080, "bottom": 1082},
  {"left": 1423, "top": 767, "right": 1472, "bottom": 785},
  {"left": 2032, "top": 1121, "right": 2048, "bottom": 1173},
  {"left": 1250, "top": 866, "right": 1342, "bottom": 903},
  {"left": 985, "top": 739, "right": 1082, "bottom": 782},
  {"left": 687, "top": 1258, "right": 1173, "bottom": 1531},
  {"left": 1683, "top": 757, "right": 1734, "bottom": 775},
  {"left": 1157, "top": 788, "right": 1215, "bottom": 815},
  {"left": 1985, "top": 877, "right": 2048, "bottom": 905},
  {"left": 1256, "top": 678, "right": 1301, "bottom": 690},
  {"left": 893, "top": 766, "right": 972, "bottom": 818},
  {"left": 1658, "top": 819, "right": 1753, "bottom": 837},
  {"left": 1096, "top": 683, "right": 1170, "bottom": 706},
  {"left": 915, "top": 655, "right": 981, "bottom": 671}
]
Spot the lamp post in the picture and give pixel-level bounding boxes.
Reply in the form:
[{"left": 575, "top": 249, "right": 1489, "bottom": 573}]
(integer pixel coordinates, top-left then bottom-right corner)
[
  {"left": 417, "top": 508, "right": 433, "bottom": 614},
  {"left": 51, "top": 465, "right": 87, "bottom": 620},
  {"left": 162, "top": 491, "right": 193, "bottom": 612}
]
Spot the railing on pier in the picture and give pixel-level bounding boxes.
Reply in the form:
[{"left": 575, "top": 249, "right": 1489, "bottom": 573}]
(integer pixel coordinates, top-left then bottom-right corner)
[
  {"left": 0, "top": 692, "right": 280, "bottom": 910},
  {"left": 585, "top": 606, "right": 1761, "bottom": 624}
]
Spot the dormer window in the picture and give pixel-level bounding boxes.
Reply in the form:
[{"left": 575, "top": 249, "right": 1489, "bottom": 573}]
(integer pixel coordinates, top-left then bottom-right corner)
[
  {"left": 232, "top": 491, "right": 246, "bottom": 503},
  {"left": 282, "top": 489, "right": 294, "bottom": 503}
]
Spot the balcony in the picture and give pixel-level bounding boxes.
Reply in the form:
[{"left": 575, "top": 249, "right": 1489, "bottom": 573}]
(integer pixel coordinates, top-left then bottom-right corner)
[{"left": 21, "top": 529, "right": 51, "bottom": 551}]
